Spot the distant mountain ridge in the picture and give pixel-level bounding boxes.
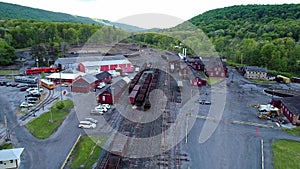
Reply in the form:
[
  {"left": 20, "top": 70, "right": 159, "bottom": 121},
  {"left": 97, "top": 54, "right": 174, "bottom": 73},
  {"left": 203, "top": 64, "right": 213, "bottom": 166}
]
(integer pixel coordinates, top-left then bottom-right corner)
[{"left": 0, "top": 2, "right": 145, "bottom": 31}]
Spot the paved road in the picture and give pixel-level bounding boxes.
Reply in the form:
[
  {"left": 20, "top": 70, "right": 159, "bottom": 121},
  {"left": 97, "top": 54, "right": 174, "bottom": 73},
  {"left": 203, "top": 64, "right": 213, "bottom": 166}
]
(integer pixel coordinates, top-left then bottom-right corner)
[
  {"left": 182, "top": 67, "right": 300, "bottom": 169},
  {"left": 0, "top": 85, "right": 82, "bottom": 169}
]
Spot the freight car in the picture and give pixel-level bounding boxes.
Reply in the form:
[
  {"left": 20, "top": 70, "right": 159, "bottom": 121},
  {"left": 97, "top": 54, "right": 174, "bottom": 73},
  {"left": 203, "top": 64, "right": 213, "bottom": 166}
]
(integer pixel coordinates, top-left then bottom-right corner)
[
  {"left": 291, "top": 77, "right": 300, "bottom": 83},
  {"left": 14, "top": 76, "right": 38, "bottom": 84}
]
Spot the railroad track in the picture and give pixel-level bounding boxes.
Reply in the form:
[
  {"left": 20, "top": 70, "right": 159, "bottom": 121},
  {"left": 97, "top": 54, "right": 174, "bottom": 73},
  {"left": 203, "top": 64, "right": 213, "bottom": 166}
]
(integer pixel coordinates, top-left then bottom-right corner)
[{"left": 20, "top": 89, "right": 58, "bottom": 121}]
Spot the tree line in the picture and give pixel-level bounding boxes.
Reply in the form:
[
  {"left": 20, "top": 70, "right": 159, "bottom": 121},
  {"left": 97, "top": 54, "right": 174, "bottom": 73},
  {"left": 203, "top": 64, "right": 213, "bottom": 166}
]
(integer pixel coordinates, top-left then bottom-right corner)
[{"left": 0, "top": 19, "right": 128, "bottom": 66}]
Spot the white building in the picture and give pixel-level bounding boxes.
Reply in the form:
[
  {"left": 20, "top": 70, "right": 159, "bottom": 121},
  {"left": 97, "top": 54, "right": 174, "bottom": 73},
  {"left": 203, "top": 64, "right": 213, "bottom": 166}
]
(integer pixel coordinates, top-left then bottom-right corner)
[{"left": 0, "top": 148, "right": 24, "bottom": 169}]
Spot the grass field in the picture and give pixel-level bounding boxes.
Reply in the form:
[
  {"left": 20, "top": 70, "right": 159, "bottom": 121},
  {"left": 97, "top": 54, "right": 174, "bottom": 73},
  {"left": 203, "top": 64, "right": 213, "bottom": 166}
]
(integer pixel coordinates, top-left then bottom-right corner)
[
  {"left": 0, "top": 69, "right": 19, "bottom": 76},
  {"left": 26, "top": 99, "right": 74, "bottom": 139},
  {"left": 273, "top": 139, "right": 300, "bottom": 169},
  {"left": 0, "top": 143, "right": 13, "bottom": 150},
  {"left": 71, "top": 136, "right": 106, "bottom": 169},
  {"left": 283, "top": 126, "right": 300, "bottom": 137},
  {"left": 206, "top": 77, "right": 225, "bottom": 85}
]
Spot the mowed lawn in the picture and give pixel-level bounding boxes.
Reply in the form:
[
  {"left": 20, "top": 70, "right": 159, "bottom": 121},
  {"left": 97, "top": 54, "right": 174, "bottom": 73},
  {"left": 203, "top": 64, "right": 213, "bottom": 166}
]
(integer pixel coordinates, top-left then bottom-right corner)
[
  {"left": 273, "top": 139, "right": 300, "bottom": 169},
  {"left": 71, "top": 136, "right": 106, "bottom": 169},
  {"left": 26, "top": 99, "right": 74, "bottom": 139}
]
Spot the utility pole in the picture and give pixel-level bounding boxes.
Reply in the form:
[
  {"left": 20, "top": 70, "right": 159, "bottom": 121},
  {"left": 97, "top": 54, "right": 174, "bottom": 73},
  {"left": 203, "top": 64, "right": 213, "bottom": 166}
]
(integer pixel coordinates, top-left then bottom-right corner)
[
  {"left": 4, "top": 115, "right": 10, "bottom": 142},
  {"left": 59, "top": 71, "right": 63, "bottom": 100}
]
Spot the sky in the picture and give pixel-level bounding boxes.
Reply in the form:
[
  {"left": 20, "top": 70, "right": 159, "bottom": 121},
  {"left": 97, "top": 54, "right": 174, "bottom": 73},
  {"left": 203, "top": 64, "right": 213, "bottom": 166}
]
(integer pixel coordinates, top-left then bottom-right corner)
[{"left": 1, "top": 0, "right": 300, "bottom": 28}]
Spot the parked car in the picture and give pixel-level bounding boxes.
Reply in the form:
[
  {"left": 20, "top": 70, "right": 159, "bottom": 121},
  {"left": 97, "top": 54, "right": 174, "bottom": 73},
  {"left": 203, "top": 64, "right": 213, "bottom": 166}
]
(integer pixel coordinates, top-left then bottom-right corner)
[
  {"left": 6, "top": 82, "right": 12, "bottom": 86},
  {"left": 78, "top": 121, "right": 96, "bottom": 129},
  {"left": 97, "top": 82, "right": 106, "bottom": 89},
  {"left": 95, "top": 105, "right": 107, "bottom": 112},
  {"left": 20, "top": 101, "right": 34, "bottom": 108},
  {"left": 102, "top": 104, "right": 111, "bottom": 109},
  {"left": 26, "top": 97, "right": 38, "bottom": 101},
  {"left": 28, "top": 100, "right": 37, "bottom": 104},
  {"left": 20, "top": 87, "right": 29, "bottom": 91},
  {"left": 84, "top": 117, "right": 98, "bottom": 124},
  {"left": 26, "top": 87, "right": 43, "bottom": 93},
  {"left": 11, "top": 83, "right": 19, "bottom": 87},
  {"left": 199, "top": 100, "right": 211, "bottom": 105},
  {"left": 0, "top": 81, "right": 7, "bottom": 86},
  {"left": 27, "top": 92, "right": 41, "bottom": 97}
]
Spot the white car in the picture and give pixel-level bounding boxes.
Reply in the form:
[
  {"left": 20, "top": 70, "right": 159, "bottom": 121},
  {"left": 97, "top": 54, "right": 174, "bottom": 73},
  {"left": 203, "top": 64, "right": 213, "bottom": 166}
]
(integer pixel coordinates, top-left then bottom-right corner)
[
  {"left": 95, "top": 105, "right": 108, "bottom": 112},
  {"left": 78, "top": 121, "right": 96, "bottom": 129},
  {"left": 97, "top": 82, "right": 106, "bottom": 89},
  {"left": 20, "top": 101, "right": 34, "bottom": 108},
  {"left": 102, "top": 104, "right": 111, "bottom": 109},
  {"left": 27, "top": 87, "right": 43, "bottom": 93},
  {"left": 29, "top": 90, "right": 41, "bottom": 95},
  {"left": 85, "top": 117, "right": 98, "bottom": 124}
]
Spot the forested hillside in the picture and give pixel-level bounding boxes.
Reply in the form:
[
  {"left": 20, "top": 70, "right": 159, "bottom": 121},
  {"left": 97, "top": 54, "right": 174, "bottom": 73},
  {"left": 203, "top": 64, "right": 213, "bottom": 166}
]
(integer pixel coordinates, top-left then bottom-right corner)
[
  {"left": 0, "top": 19, "right": 128, "bottom": 66},
  {"left": 189, "top": 4, "right": 300, "bottom": 75},
  {"left": 0, "top": 2, "right": 109, "bottom": 25},
  {"left": 0, "top": 2, "right": 145, "bottom": 31},
  {"left": 129, "top": 4, "right": 300, "bottom": 76}
]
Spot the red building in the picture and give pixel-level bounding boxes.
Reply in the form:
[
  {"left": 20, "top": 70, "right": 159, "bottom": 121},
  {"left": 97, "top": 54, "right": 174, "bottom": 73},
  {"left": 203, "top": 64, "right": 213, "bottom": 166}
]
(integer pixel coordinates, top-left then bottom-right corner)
[
  {"left": 71, "top": 74, "right": 97, "bottom": 93},
  {"left": 190, "top": 77, "right": 207, "bottom": 87},
  {"left": 78, "top": 59, "right": 133, "bottom": 74},
  {"left": 279, "top": 95, "right": 300, "bottom": 125},
  {"left": 202, "top": 57, "right": 227, "bottom": 78},
  {"left": 95, "top": 71, "right": 112, "bottom": 84},
  {"left": 97, "top": 77, "right": 130, "bottom": 104}
]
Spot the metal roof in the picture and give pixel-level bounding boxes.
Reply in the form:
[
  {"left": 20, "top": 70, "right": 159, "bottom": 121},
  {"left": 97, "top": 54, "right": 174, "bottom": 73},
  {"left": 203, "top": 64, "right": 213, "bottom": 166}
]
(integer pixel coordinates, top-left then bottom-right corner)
[
  {"left": 95, "top": 71, "right": 111, "bottom": 80},
  {"left": 81, "top": 74, "right": 98, "bottom": 84},
  {"left": 245, "top": 66, "right": 267, "bottom": 73},
  {"left": 46, "top": 72, "right": 84, "bottom": 80},
  {"left": 282, "top": 95, "right": 300, "bottom": 115},
  {"left": 0, "top": 148, "right": 24, "bottom": 161}
]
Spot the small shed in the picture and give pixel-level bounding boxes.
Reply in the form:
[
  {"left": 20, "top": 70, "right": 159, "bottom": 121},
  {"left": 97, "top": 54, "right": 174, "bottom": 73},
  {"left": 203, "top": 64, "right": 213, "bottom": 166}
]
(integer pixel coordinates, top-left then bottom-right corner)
[
  {"left": 0, "top": 148, "right": 24, "bottom": 169},
  {"left": 97, "top": 77, "right": 130, "bottom": 104},
  {"left": 71, "top": 74, "right": 98, "bottom": 93},
  {"left": 191, "top": 77, "right": 207, "bottom": 87}
]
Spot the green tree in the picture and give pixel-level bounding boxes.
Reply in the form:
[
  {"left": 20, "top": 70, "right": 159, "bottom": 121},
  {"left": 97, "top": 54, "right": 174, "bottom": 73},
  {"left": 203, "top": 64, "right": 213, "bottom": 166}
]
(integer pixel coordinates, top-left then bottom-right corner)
[{"left": 0, "top": 38, "right": 16, "bottom": 65}]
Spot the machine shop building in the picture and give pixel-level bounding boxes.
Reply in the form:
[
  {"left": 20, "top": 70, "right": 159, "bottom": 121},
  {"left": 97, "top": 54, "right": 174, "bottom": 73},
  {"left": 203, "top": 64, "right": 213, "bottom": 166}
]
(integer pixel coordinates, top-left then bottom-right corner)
[{"left": 71, "top": 74, "right": 98, "bottom": 93}]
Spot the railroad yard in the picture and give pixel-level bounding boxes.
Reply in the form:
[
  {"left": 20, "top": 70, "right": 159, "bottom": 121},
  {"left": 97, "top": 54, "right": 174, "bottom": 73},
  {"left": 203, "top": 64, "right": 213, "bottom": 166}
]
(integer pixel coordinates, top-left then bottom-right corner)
[{"left": 1, "top": 45, "right": 300, "bottom": 169}]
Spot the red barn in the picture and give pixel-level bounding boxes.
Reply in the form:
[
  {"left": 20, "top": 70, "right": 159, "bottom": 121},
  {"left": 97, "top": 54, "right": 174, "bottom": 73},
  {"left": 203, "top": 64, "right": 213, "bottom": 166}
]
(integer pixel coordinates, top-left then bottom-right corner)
[
  {"left": 97, "top": 77, "right": 130, "bottom": 104},
  {"left": 71, "top": 74, "right": 97, "bottom": 93},
  {"left": 280, "top": 95, "right": 300, "bottom": 125}
]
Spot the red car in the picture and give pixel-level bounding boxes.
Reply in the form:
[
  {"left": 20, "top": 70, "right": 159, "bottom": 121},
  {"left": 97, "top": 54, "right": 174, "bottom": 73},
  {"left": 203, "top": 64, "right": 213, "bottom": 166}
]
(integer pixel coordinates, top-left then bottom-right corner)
[{"left": 11, "top": 83, "right": 19, "bottom": 87}]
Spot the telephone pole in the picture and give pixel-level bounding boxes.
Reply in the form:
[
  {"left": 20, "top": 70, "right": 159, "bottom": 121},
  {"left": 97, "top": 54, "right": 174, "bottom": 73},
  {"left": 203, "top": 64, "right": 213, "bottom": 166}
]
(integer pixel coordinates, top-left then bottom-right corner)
[{"left": 4, "top": 115, "right": 10, "bottom": 142}]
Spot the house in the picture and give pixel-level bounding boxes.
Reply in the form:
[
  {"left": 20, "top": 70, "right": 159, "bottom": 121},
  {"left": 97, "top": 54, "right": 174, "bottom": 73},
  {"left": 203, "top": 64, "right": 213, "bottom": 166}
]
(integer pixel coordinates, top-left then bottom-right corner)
[
  {"left": 187, "top": 57, "right": 205, "bottom": 71},
  {"left": 280, "top": 95, "right": 300, "bottom": 125},
  {"left": 97, "top": 77, "right": 130, "bottom": 104},
  {"left": 202, "top": 57, "right": 227, "bottom": 78},
  {"left": 0, "top": 148, "right": 24, "bottom": 169},
  {"left": 243, "top": 66, "right": 267, "bottom": 80},
  {"left": 71, "top": 74, "right": 98, "bottom": 93},
  {"left": 95, "top": 71, "right": 112, "bottom": 84}
]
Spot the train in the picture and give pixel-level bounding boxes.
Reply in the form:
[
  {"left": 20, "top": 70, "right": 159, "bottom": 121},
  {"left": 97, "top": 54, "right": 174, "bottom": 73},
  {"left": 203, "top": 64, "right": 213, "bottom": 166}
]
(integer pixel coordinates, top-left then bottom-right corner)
[
  {"left": 26, "top": 65, "right": 61, "bottom": 75},
  {"left": 291, "top": 77, "right": 300, "bottom": 83},
  {"left": 128, "top": 68, "right": 160, "bottom": 110},
  {"left": 275, "top": 75, "right": 291, "bottom": 84},
  {"left": 40, "top": 79, "right": 55, "bottom": 90},
  {"left": 14, "top": 76, "right": 38, "bottom": 84}
]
